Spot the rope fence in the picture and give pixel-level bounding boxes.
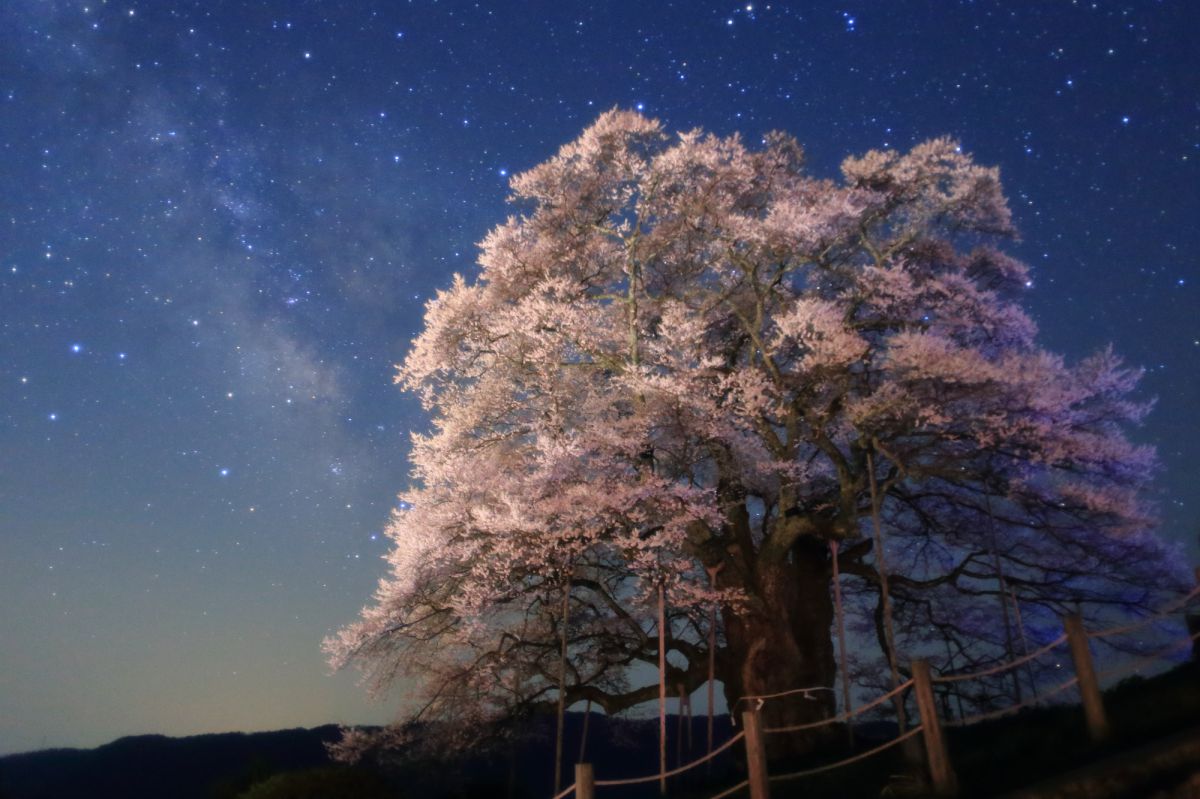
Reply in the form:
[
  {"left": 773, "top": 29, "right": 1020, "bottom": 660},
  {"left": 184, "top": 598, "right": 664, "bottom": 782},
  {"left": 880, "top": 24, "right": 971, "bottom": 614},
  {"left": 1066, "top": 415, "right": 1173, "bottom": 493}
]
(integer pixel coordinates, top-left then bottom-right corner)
[
  {"left": 1087, "top": 585, "right": 1200, "bottom": 641},
  {"left": 549, "top": 581, "right": 1199, "bottom": 799},
  {"left": 548, "top": 678, "right": 924, "bottom": 799},
  {"left": 763, "top": 678, "right": 913, "bottom": 734},
  {"left": 768, "top": 725, "right": 925, "bottom": 783},
  {"left": 943, "top": 676, "right": 1079, "bottom": 728},
  {"left": 707, "top": 779, "right": 749, "bottom": 799},
  {"left": 922, "top": 582, "right": 1200, "bottom": 737},
  {"left": 593, "top": 730, "right": 746, "bottom": 788},
  {"left": 932, "top": 632, "right": 1068, "bottom": 684},
  {"left": 1096, "top": 628, "right": 1200, "bottom": 685}
]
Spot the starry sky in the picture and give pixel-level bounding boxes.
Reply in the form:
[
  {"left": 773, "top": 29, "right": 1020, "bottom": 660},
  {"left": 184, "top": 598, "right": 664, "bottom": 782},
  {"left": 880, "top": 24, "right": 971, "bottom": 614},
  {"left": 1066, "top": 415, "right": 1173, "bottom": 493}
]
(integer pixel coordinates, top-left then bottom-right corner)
[{"left": 1, "top": 0, "right": 1197, "bottom": 755}]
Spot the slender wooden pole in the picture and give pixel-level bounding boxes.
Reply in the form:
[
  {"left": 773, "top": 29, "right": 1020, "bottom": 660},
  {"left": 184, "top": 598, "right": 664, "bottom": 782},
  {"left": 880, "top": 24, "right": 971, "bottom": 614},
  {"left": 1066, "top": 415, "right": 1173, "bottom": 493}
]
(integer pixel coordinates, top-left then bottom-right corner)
[
  {"left": 707, "top": 599, "right": 716, "bottom": 769},
  {"left": 912, "top": 659, "right": 958, "bottom": 796},
  {"left": 1009, "top": 588, "right": 1038, "bottom": 699},
  {"left": 554, "top": 578, "right": 571, "bottom": 793},
  {"left": 868, "top": 451, "right": 906, "bottom": 732},
  {"left": 742, "top": 709, "right": 771, "bottom": 799},
  {"left": 705, "top": 564, "right": 723, "bottom": 771},
  {"left": 995, "top": 558, "right": 1021, "bottom": 703},
  {"left": 941, "top": 638, "right": 966, "bottom": 721},
  {"left": 676, "top": 683, "right": 685, "bottom": 768},
  {"left": 658, "top": 581, "right": 668, "bottom": 796},
  {"left": 829, "top": 539, "right": 855, "bottom": 748},
  {"left": 685, "top": 682, "right": 693, "bottom": 751},
  {"left": 1064, "top": 613, "right": 1110, "bottom": 742},
  {"left": 575, "top": 763, "right": 595, "bottom": 799},
  {"left": 986, "top": 496, "right": 1021, "bottom": 703},
  {"left": 577, "top": 699, "right": 591, "bottom": 764}
]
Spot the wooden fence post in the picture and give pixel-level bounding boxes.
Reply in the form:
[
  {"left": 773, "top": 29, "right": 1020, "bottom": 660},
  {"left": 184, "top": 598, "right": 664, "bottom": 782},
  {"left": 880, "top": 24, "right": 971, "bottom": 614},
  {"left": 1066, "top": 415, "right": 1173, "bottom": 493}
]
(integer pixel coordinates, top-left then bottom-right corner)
[
  {"left": 830, "top": 540, "right": 856, "bottom": 749},
  {"left": 575, "top": 763, "right": 594, "bottom": 799},
  {"left": 741, "top": 709, "right": 771, "bottom": 799},
  {"left": 912, "top": 659, "right": 958, "bottom": 797},
  {"left": 657, "top": 582, "right": 667, "bottom": 796},
  {"left": 1064, "top": 613, "right": 1110, "bottom": 742}
]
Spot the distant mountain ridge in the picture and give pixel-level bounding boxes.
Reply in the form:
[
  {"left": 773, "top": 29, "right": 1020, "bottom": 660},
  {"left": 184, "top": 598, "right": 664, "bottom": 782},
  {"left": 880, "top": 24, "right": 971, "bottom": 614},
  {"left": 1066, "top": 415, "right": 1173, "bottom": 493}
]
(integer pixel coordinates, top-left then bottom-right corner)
[
  {"left": 0, "top": 725, "right": 344, "bottom": 799},
  {"left": 0, "top": 715, "right": 747, "bottom": 799},
  {"left": 5, "top": 664, "right": 1197, "bottom": 799}
]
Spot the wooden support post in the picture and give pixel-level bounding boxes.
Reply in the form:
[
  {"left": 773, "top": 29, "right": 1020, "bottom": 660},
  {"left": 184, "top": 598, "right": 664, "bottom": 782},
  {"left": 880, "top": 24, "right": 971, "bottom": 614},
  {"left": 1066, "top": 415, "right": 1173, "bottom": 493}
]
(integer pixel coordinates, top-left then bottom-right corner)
[
  {"left": 1064, "top": 613, "right": 1110, "bottom": 742},
  {"left": 1010, "top": 588, "right": 1039, "bottom": 700},
  {"left": 676, "top": 683, "right": 684, "bottom": 768},
  {"left": 741, "top": 710, "right": 770, "bottom": 799},
  {"left": 658, "top": 582, "right": 667, "bottom": 796},
  {"left": 706, "top": 601, "right": 717, "bottom": 767},
  {"left": 577, "top": 699, "right": 591, "bottom": 764},
  {"left": 912, "top": 659, "right": 958, "bottom": 797},
  {"left": 684, "top": 683, "right": 693, "bottom": 751},
  {"left": 554, "top": 579, "right": 571, "bottom": 793},
  {"left": 575, "top": 763, "right": 594, "bottom": 799},
  {"left": 704, "top": 563, "right": 723, "bottom": 773},
  {"left": 829, "top": 540, "right": 855, "bottom": 749}
]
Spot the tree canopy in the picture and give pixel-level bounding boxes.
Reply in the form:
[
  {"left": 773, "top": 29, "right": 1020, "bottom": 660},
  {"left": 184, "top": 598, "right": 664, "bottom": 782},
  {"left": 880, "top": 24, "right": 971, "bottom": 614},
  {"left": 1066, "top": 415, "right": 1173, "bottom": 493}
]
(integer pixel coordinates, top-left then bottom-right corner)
[{"left": 327, "top": 110, "right": 1185, "bottom": 752}]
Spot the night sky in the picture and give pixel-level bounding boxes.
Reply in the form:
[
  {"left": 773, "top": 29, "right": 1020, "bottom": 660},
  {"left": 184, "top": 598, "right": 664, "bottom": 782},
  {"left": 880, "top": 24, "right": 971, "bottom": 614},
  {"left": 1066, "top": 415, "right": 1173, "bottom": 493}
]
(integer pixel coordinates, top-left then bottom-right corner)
[{"left": 1, "top": 0, "right": 1197, "bottom": 755}]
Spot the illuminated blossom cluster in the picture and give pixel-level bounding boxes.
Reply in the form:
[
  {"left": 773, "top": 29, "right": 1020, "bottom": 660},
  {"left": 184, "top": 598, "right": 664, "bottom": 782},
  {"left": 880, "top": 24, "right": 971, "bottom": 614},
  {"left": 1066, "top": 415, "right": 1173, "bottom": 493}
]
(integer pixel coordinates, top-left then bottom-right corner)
[{"left": 327, "top": 111, "right": 1181, "bottom": 751}]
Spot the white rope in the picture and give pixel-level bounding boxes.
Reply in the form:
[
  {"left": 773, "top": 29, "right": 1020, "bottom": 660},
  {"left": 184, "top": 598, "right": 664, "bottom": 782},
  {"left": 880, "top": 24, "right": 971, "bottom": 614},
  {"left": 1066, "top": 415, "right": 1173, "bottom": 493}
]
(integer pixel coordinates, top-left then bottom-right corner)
[
  {"left": 1096, "top": 628, "right": 1200, "bottom": 684},
  {"left": 768, "top": 725, "right": 925, "bottom": 783},
  {"left": 707, "top": 779, "right": 749, "bottom": 799},
  {"left": 942, "top": 675, "right": 1079, "bottom": 727},
  {"left": 1087, "top": 585, "right": 1200, "bottom": 640},
  {"left": 738, "top": 684, "right": 836, "bottom": 704},
  {"left": 550, "top": 784, "right": 575, "bottom": 799},
  {"left": 932, "top": 633, "right": 1068, "bottom": 684},
  {"left": 593, "top": 730, "right": 746, "bottom": 788},
  {"left": 763, "top": 678, "right": 914, "bottom": 734}
]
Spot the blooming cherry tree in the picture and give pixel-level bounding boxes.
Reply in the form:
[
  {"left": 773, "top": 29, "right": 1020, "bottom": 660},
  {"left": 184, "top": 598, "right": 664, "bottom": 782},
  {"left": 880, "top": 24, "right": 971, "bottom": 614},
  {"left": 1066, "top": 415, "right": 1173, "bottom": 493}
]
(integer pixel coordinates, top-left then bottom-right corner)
[{"left": 327, "top": 111, "right": 1182, "bottom": 751}]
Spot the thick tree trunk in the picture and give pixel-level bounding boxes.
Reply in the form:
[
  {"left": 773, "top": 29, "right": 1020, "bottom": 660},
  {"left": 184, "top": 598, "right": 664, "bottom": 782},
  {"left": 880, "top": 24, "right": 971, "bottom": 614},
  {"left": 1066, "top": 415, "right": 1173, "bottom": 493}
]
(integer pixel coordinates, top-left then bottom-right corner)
[{"left": 720, "top": 536, "right": 837, "bottom": 755}]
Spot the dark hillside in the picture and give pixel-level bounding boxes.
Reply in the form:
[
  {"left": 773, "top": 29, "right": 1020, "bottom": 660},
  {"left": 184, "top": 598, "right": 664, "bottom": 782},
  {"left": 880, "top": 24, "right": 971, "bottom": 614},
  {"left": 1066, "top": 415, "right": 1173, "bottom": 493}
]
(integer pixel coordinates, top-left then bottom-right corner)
[
  {"left": 1, "top": 663, "right": 1196, "bottom": 799},
  {"left": 0, "top": 726, "right": 342, "bottom": 799}
]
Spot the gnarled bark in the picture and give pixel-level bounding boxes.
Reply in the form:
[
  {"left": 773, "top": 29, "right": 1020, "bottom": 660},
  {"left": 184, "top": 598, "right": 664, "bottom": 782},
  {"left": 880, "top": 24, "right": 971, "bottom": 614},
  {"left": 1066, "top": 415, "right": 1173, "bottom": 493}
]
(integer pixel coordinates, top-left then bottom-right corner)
[{"left": 720, "top": 536, "right": 836, "bottom": 752}]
